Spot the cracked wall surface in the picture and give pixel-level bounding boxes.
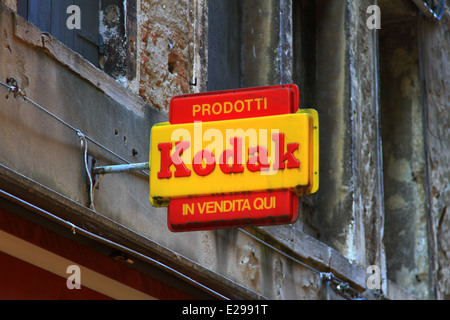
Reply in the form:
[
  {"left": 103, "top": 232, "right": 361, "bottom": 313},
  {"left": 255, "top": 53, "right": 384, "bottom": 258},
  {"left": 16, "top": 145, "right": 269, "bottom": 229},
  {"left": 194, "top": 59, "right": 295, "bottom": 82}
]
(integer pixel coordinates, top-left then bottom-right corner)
[
  {"left": 138, "top": 0, "right": 195, "bottom": 112},
  {"left": 1, "top": 0, "right": 450, "bottom": 299},
  {"left": 420, "top": 11, "right": 450, "bottom": 300}
]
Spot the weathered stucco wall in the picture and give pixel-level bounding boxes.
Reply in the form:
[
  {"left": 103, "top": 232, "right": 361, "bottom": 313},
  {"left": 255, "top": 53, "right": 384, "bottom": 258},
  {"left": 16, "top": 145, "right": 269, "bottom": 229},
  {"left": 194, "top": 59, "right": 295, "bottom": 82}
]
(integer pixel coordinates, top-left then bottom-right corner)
[
  {"left": 348, "top": 0, "right": 386, "bottom": 275},
  {"left": 1, "top": 0, "right": 449, "bottom": 300},
  {"left": 138, "top": 0, "right": 195, "bottom": 111},
  {"left": 380, "top": 14, "right": 430, "bottom": 298},
  {"left": 377, "top": 0, "right": 450, "bottom": 300},
  {"left": 0, "top": 4, "right": 355, "bottom": 299},
  {"left": 420, "top": 12, "right": 450, "bottom": 300}
]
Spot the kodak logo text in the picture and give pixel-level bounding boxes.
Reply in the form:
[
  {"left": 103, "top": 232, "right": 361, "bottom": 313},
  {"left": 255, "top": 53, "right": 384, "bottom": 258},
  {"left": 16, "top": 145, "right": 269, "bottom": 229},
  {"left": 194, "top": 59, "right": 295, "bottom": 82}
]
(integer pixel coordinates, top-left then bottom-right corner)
[{"left": 157, "top": 133, "right": 300, "bottom": 179}]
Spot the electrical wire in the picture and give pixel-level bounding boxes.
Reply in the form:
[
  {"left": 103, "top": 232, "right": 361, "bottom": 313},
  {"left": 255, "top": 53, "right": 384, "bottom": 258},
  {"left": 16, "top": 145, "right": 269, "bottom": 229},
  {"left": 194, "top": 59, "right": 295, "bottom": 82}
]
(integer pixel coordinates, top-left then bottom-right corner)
[
  {"left": 0, "top": 79, "right": 150, "bottom": 177},
  {"left": 0, "top": 79, "right": 265, "bottom": 299},
  {"left": 1, "top": 79, "right": 369, "bottom": 300},
  {"left": 1, "top": 78, "right": 150, "bottom": 209},
  {"left": 77, "top": 131, "right": 95, "bottom": 211},
  {"left": 0, "top": 187, "right": 229, "bottom": 300},
  {"left": 238, "top": 228, "right": 368, "bottom": 300}
]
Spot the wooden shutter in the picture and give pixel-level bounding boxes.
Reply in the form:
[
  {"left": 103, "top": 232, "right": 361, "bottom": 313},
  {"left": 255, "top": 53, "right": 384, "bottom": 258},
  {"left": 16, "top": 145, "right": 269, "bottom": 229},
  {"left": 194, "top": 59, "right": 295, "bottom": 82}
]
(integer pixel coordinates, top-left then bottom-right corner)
[{"left": 17, "top": 0, "right": 100, "bottom": 67}]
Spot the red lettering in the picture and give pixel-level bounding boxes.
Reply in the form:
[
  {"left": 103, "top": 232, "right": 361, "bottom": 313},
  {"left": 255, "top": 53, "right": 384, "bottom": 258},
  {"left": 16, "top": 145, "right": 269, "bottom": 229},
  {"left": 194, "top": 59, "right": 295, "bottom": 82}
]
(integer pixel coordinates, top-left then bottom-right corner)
[
  {"left": 157, "top": 134, "right": 301, "bottom": 179},
  {"left": 219, "top": 137, "right": 244, "bottom": 174},
  {"left": 193, "top": 150, "right": 216, "bottom": 176},
  {"left": 158, "top": 141, "right": 191, "bottom": 179},
  {"left": 272, "top": 133, "right": 300, "bottom": 170},
  {"left": 247, "top": 146, "right": 270, "bottom": 172}
]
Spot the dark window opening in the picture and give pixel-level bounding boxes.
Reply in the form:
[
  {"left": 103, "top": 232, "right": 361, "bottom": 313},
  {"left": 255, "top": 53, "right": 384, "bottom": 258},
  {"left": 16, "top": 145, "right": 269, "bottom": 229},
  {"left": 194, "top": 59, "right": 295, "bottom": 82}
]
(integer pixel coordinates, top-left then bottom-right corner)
[
  {"left": 379, "top": 0, "right": 431, "bottom": 299},
  {"left": 17, "top": 0, "right": 137, "bottom": 82},
  {"left": 207, "top": 0, "right": 242, "bottom": 91},
  {"left": 293, "top": 0, "right": 316, "bottom": 108},
  {"left": 18, "top": 0, "right": 101, "bottom": 67},
  {"left": 207, "top": 0, "right": 293, "bottom": 91}
]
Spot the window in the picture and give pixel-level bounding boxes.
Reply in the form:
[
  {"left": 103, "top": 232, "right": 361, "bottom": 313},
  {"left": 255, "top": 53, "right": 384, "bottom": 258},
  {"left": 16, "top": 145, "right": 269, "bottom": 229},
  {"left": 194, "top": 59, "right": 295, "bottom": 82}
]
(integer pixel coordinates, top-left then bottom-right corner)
[
  {"left": 379, "top": 0, "right": 431, "bottom": 298},
  {"left": 17, "top": 0, "right": 137, "bottom": 82},
  {"left": 207, "top": 0, "right": 293, "bottom": 91},
  {"left": 18, "top": 0, "right": 101, "bottom": 67},
  {"left": 207, "top": 0, "right": 242, "bottom": 91}
]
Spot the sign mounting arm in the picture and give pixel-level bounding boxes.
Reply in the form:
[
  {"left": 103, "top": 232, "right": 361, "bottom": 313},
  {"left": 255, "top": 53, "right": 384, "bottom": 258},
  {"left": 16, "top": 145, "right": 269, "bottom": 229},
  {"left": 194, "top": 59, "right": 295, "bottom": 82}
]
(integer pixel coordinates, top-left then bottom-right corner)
[{"left": 92, "top": 162, "right": 149, "bottom": 175}]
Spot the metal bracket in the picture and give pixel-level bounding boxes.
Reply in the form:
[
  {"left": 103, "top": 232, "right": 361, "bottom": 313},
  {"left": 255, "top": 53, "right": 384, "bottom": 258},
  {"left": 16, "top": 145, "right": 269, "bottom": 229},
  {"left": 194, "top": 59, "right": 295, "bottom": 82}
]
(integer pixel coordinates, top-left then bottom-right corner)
[{"left": 92, "top": 162, "right": 149, "bottom": 175}]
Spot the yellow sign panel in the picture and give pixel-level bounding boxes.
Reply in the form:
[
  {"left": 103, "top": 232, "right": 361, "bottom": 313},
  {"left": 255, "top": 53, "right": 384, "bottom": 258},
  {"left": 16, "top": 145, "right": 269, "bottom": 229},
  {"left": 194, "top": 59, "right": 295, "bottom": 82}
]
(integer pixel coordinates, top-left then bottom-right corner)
[{"left": 149, "top": 110, "right": 318, "bottom": 206}]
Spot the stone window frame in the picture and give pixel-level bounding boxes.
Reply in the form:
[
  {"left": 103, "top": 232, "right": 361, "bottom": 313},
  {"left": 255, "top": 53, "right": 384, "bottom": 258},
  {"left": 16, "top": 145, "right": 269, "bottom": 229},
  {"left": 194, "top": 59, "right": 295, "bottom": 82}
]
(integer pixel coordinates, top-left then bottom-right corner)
[
  {"left": 15, "top": 0, "right": 138, "bottom": 89},
  {"left": 12, "top": 1, "right": 145, "bottom": 117}
]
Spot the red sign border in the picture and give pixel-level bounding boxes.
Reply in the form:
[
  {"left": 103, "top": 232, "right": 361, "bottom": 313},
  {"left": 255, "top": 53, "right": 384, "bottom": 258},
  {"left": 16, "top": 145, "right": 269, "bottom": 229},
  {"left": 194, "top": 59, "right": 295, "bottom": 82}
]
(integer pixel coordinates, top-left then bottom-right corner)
[
  {"left": 168, "top": 191, "right": 299, "bottom": 232},
  {"left": 166, "top": 84, "right": 301, "bottom": 232},
  {"left": 169, "top": 84, "right": 299, "bottom": 124}
]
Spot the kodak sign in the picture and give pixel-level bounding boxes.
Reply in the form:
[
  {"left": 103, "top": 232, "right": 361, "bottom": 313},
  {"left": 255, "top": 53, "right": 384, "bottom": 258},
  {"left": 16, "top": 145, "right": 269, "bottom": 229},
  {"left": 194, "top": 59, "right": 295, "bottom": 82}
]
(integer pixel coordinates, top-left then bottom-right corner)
[{"left": 149, "top": 85, "right": 319, "bottom": 232}]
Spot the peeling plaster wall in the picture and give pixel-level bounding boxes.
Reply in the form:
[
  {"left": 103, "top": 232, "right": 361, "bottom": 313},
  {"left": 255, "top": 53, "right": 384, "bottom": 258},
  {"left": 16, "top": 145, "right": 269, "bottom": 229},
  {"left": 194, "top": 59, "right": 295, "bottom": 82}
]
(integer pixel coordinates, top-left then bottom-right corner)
[
  {"left": 379, "top": 0, "right": 431, "bottom": 299},
  {"left": 420, "top": 11, "right": 450, "bottom": 300},
  {"left": 313, "top": 0, "right": 358, "bottom": 264},
  {"left": 0, "top": 4, "right": 329, "bottom": 299},
  {"left": 99, "top": 1, "right": 127, "bottom": 82},
  {"left": 2, "top": 0, "right": 450, "bottom": 299},
  {"left": 210, "top": 229, "right": 322, "bottom": 299},
  {"left": 348, "top": 0, "right": 386, "bottom": 273},
  {"left": 138, "top": 0, "right": 195, "bottom": 112}
]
